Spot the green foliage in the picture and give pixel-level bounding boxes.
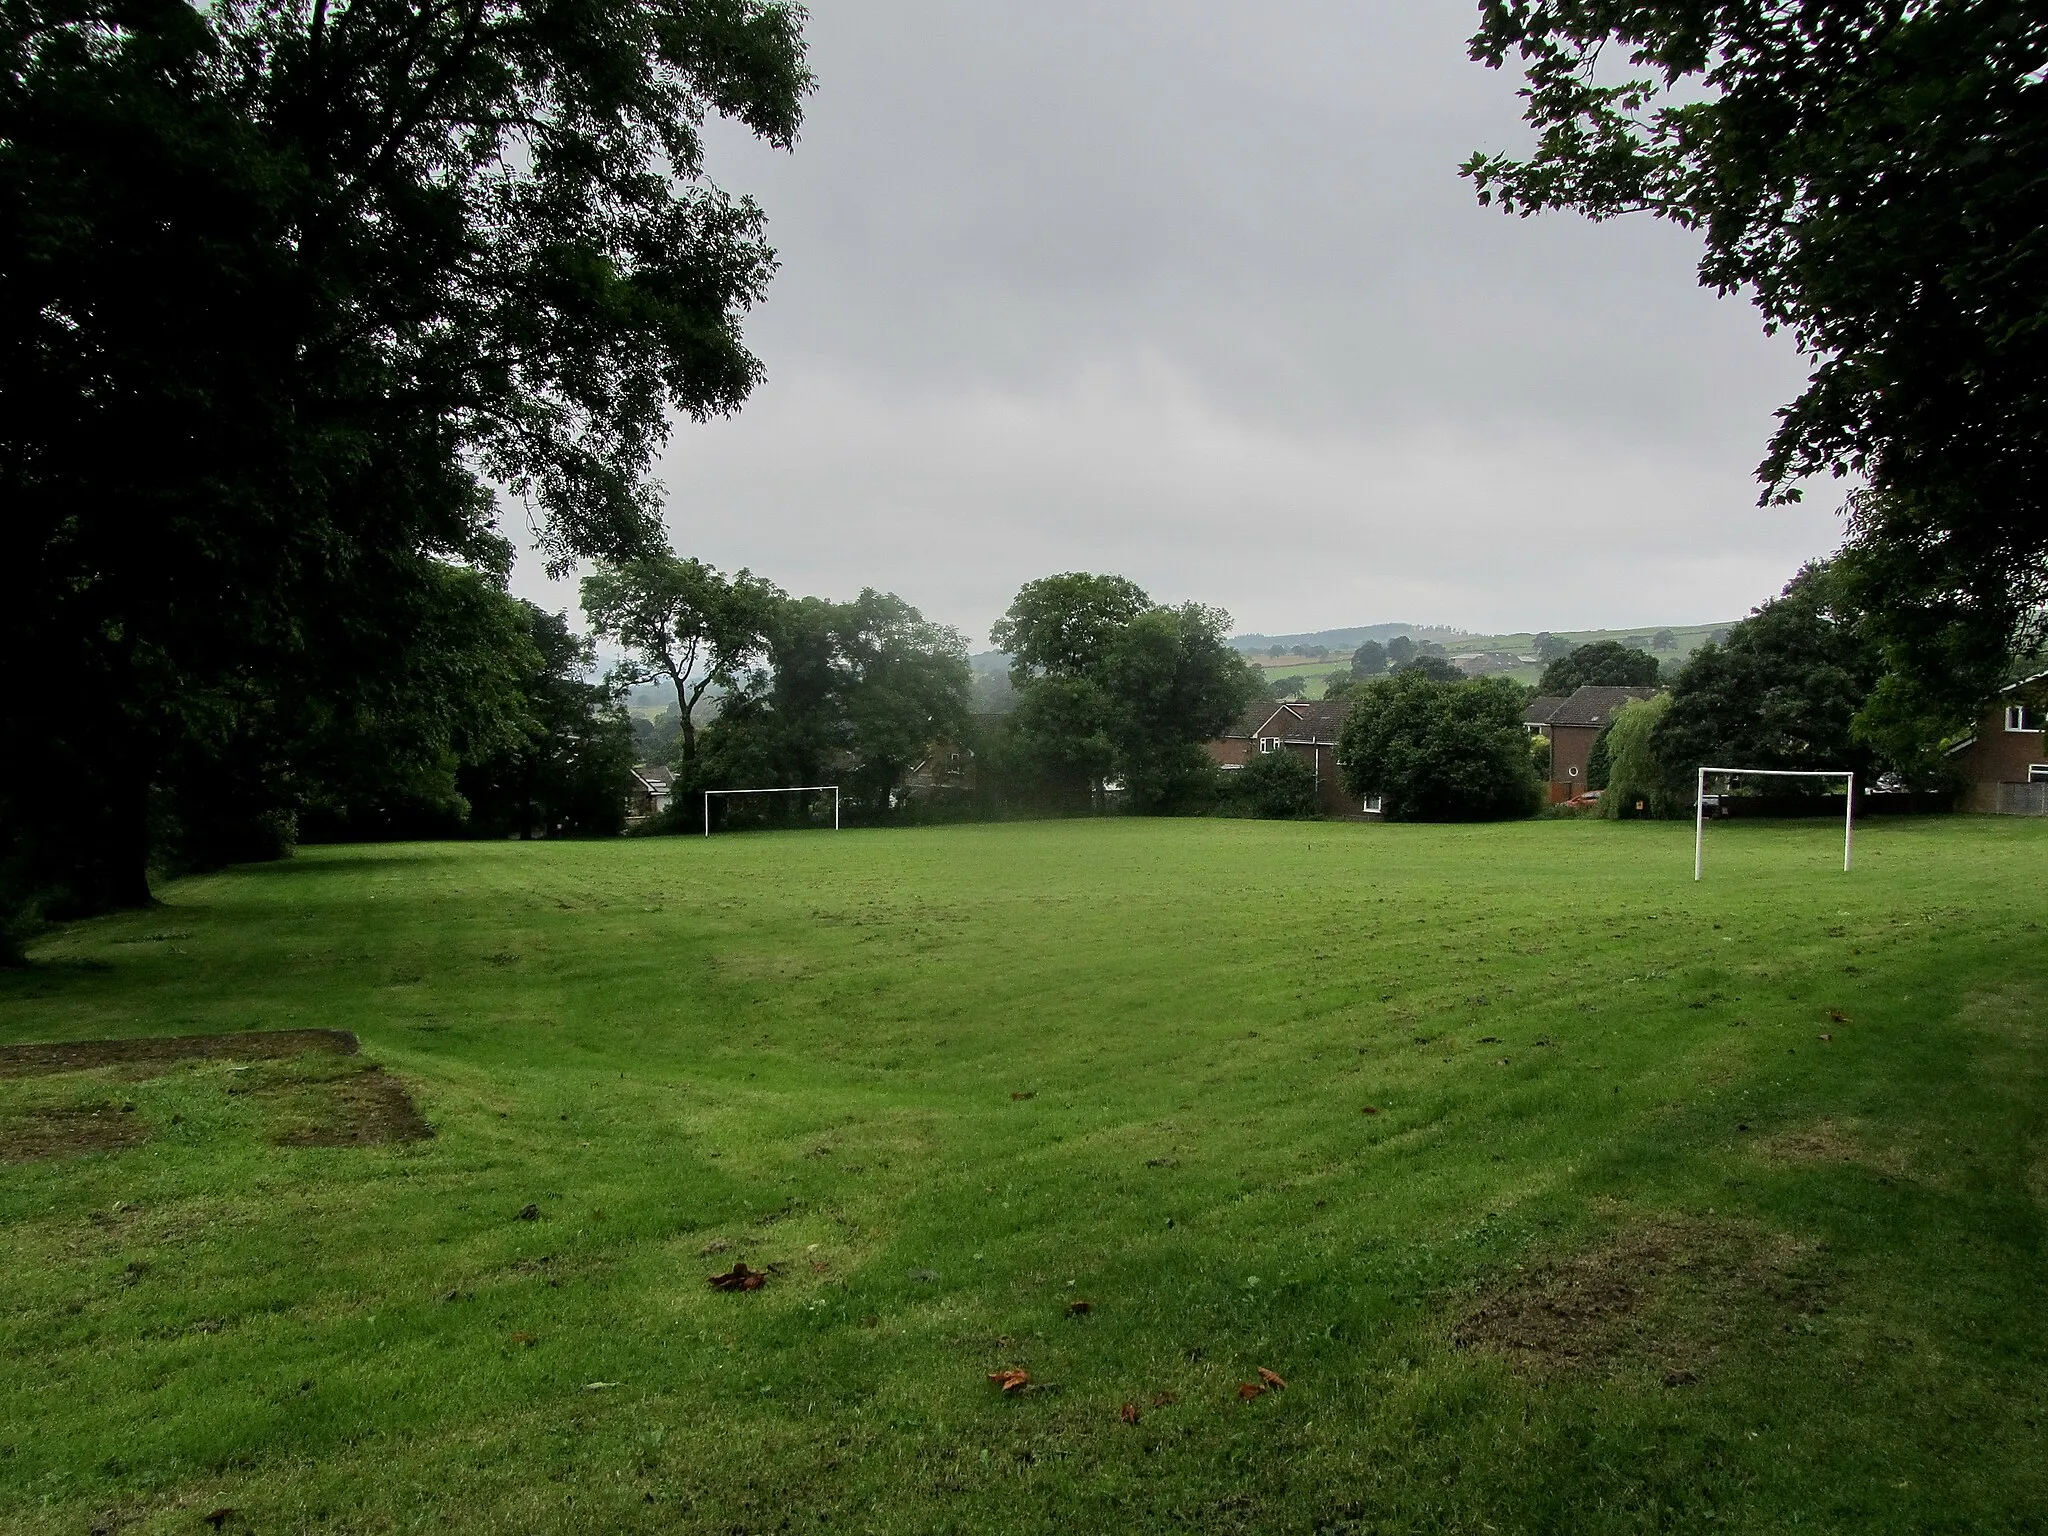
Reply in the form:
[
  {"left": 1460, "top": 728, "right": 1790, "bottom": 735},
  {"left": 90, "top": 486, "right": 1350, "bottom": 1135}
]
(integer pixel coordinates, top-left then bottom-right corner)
[
  {"left": 1538, "top": 641, "right": 1660, "bottom": 695},
  {"left": 1216, "top": 750, "right": 1321, "bottom": 820},
  {"left": 1385, "top": 636, "right": 1417, "bottom": 667},
  {"left": 1533, "top": 632, "right": 1571, "bottom": 662},
  {"left": 1527, "top": 732, "right": 1552, "bottom": 780},
  {"left": 1585, "top": 726, "right": 1614, "bottom": 792},
  {"left": 991, "top": 576, "right": 1259, "bottom": 812},
  {"left": 1465, "top": 1, "right": 2048, "bottom": 713},
  {"left": 1600, "top": 694, "right": 1678, "bottom": 818},
  {"left": 1269, "top": 675, "right": 1307, "bottom": 700},
  {"left": 705, "top": 591, "right": 972, "bottom": 820},
  {"left": 1338, "top": 672, "right": 1543, "bottom": 821},
  {"left": 1651, "top": 565, "right": 1886, "bottom": 788},
  {"left": 0, "top": 0, "right": 812, "bottom": 917},
  {"left": 582, "top": 556, "right": 783, "bottom": 766},
  {"left": 1350, "top": 640, "right": 1388, "bottom": 677},
  {"left": 1397, "top": 655, "right": 1466, "bottom": 683}
]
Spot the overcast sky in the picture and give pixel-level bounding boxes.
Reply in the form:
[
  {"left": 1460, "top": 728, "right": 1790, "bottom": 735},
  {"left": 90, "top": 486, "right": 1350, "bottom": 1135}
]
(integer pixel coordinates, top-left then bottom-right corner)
[{"left": 509, "top": 0, "right": 1847, "bottom": 646}]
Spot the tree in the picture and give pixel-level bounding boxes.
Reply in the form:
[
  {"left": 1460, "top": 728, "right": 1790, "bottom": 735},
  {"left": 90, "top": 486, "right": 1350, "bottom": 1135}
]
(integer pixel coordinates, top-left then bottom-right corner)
[
  {"left": 1538, "top": 641, "right": 1660, "bottom": 695},
  {"left": 1339, "top": 672, "right": 1543, "bottom": 821},
  {"left": 1269, "top": 675, "right": 1307, "bottom": 700},
  {"left": 1397, "top": 655, "right": 1466, "bottom": 683},
  {"left": 1601, "top": 694, "right": 1678, "bottom": 818},
  {"left": 1, "top": 0, "right": 812, "bottom": 930},
  {"left": 1385, "top": 636, "right": 1418, "bottom": 667},
  {"left": 1219, "top": 750, "right": 1320, "bottom": 820},
  {"left": 991, "top": 575, "right": 1257, "bottom": 812},
  {"left": 1653, "top": 630, "right": 1677, "bottom": 652},
  {"left": 702, "top": 590, "right": 971, "bottom": 820},
  {"left": 459, "top": 606, "right": 637, "bottom": 839},
  {"left": 1533, "top": 632, "right": 1572, "bottom": 662},
  {"left": 1465, "top": 2, "right": 2048, "bottom": 718},
  {"left": 1351, "top": 640, "right": 1388, "bottom": 677},
  {"left": 582, "top": 557, "right": 782, "bottom": 767},
  {"left": 1650, "top": 564, "right": 1886, "bottom": 788}
]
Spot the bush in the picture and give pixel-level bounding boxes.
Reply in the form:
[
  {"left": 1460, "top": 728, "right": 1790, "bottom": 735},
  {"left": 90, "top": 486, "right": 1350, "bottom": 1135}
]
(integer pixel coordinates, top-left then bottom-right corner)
[
  {"left": 1216, "top": 750, "right": 1321, "bottom": 819},
  {"left": 1602, "top": 694, "right": 1683, "bottom": 817},
  {"left": 1339, "top": 672, "right": 1543, "bottom": 821}
]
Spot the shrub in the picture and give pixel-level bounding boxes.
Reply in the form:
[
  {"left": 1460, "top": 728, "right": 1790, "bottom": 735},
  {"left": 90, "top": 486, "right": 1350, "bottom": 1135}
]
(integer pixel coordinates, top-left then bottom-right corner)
[
  {"left": 1217, "top": 750, "right": 1320, "bottom": 819},
  {"left": 1339, "top": 673, "right": 1543, "bottom": 821}
]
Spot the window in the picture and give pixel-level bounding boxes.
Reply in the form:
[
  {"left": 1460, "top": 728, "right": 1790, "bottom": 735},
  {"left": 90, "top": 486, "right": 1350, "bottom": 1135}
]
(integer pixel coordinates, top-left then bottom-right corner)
[
  {"left": 1258, "top": 737, "right": 1278, "bottom": 753},
  {"left": 2005, "top": 704, "right": 2042, "bottom": 732},
  {"left": 1361, "top": 794, "right": 1384, "bottom": 814},
  {"left": 2030, "top": 765, "right": 2048, "bottom": 784}
]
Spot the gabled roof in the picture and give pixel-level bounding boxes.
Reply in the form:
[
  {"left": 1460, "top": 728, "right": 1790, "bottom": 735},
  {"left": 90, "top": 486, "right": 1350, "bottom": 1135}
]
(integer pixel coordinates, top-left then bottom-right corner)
[
  {"left": 1544, "top": 685, "right": 1661, "bottom": 729},
  {"left": 631, "top": 764, "right": 674, "bottom": 792},
  {"left": 1522, "top": 695, "right": 1568, "bottom": 727},
  {"left": 1999, "top": 669, "right": 2048, "bottom": 696},
  {"left": 1221, "top": 700, "right": 1348, "bottom": 743}
]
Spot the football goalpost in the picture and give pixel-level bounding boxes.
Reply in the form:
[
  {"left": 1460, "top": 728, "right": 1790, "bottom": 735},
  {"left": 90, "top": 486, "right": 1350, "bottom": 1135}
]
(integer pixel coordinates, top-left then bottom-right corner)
[
  {"left": 702, "top": 785, "right": 842, "bottom": 837},
  {"left": 1694, "top": 768, "right": 1853, "bottom": 880}
]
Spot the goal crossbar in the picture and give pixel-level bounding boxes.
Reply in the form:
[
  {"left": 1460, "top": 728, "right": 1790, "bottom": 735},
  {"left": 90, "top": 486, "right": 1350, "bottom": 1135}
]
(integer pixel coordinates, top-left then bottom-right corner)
[
  {"left": 1694, "top": 767, "right": 1853, "bottom": 880},
  {"left": 703, "top": 785, "right": 841, "bottom": 836}
]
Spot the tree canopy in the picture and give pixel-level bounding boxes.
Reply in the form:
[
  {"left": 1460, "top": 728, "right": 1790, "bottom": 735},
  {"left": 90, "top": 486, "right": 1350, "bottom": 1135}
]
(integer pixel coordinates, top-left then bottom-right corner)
[
  {"left": 1466, "top": 2, "right": 2048, "bottom": 715},
  {"left": 1, "top": 0, "right": 810, "bottom": 938},
  {"left": 1339, "top": 672, "right": 1542, "bottom": 822},
  {"left": 1538, "top": 641, "right": 1660, "bottom": 695}
]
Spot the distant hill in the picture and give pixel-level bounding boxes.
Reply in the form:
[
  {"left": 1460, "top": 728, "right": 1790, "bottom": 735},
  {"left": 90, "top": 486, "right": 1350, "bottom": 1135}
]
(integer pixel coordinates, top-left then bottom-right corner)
[{"left": 1229, "top": 624, "right": 1466, "bottom": 654}]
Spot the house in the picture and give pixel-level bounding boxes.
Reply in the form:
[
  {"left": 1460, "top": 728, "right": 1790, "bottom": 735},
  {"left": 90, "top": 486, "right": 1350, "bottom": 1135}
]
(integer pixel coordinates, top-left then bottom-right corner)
[
  {"left": 1945, "top": 672, "right": 2048, "bottom": 814},
  {"left": 1522, "top": 686, "right": 1661, "bottom": 803},
  {"left": 625, "top": 763, "right": 674, "bottom": 824},
  {"left": 900, "top": 736, "right": 979, "bottom": 801},
  {"left": 1207, "top": 700, "right": 1371, "bottom": 816}
]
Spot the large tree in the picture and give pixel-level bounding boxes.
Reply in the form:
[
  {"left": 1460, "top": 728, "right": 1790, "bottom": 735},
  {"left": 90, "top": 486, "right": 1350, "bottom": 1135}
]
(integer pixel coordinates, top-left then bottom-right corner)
[
  {"left": 1, "top": 0, "right": 810, "bottom": 933},
  {"left": 1339, "top": 672, "right": 1542, "bottom": 822},
  {"left": 1650, "top": 564, "right": 1887, "bottom": 788},
  {"left": 1538, "top": 640, "right": 1660, "bottom": 695},
  {"left": 582, "top": 556, "right": 782, "bottom": 768},
  {"left": 1465, "top": 2, "right": 2048, "bottom": 722}
]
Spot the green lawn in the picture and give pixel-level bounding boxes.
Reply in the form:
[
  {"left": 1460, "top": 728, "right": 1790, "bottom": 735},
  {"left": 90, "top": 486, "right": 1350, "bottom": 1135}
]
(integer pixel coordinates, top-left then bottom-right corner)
[{"left": 3, "top": 818, "right": 2046, "bottom": 1534}]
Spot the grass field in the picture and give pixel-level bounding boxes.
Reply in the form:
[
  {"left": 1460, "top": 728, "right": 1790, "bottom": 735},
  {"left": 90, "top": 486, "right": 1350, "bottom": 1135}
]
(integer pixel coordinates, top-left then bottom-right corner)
[{"left": 4, "top": 817, "right": 2047, "bottom": 1534}]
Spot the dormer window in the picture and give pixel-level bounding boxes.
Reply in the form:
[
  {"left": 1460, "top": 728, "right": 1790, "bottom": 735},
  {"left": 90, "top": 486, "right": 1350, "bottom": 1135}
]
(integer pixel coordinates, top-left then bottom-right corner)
[{"left": 1258, "top": 738, "right": 1279, "bottom": 753}]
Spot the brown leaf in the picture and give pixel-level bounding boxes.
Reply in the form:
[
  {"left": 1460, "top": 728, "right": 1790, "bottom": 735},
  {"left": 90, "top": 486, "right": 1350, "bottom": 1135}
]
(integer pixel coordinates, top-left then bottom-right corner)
[
  {"left": 1119, "top": 1401, "right": 1140, "bottom": 1424},
  {"left": 1256, "top": 1366, "right": 1287, "bottom": 1390},
  {"left": 509, "top": 1331, "right": 536, "bottom": 1348},
  {"left": 1151, "top": 1390, "right": 1178, "bottom": 1408},
  {"left": 708, "top": 1262, "right": 767, "bottom": 1292},
  {"left": 810, "top": 1260, "right": 830, "bottom": 1274},
  {"left": 988, "top": 1368, "right": 1031, "bottom": 1394},
  {"left": 1010, "top": 1091, "right": 1036, "bottom": 1101},
  {"left": 1236, "top": 1381, "right": 1265, "bottom": 1401},
  {"left": 1360, "top": 1106, "right": 1379, "bottom": 1115},
  {"left": 1066, "top": 1299, "right": 1092, "bottom": 1316},
  {"left": 1819, "top": 1033, "right": 1833, "bottom": 1043},
  {"left": 1828, "top": 1009, "right": 1852, "bottom": 1024}
]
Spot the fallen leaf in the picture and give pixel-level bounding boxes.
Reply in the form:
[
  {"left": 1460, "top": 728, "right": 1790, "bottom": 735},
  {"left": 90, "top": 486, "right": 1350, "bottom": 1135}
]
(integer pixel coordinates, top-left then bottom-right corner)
[
  {"left": 1236, "top": 1381, "right": 1265, "bottom": 1401},
  {"left": 517, "top": 1204, "right": 540, "bottom": 1221},
  {"left": 1257, "top": 1366, "right": 1288, "bottom": 1390},
  {"left": 810, "top": 1260, "right": 830, "bottom": 1274},
  {"left": 708, "top": 1262, "right": 767, "bottom": 1292},
  {"left": 1360, "top": 1106, "right": 1379, "bottom": 1116},
  {"left": 1151, "top": 1391, "right": 1178, "bottom": 1408},
  {"left": 1819, "top": 1033, "right": 1833, "bottom": 1043},
  {"left": 510, "top": 1331, "right": 536, "bottom": 1347},
  {"left": 1119, "top": 1401, "right": 1140, "bottom": 1424},
  {"left": 583, "top": 1381, "right": 619, "bottom": 1391},
  {"left": 1066, "top": 1299, "right": 1092, "bottom": 1316},
  {"left": 988, "top": 1368, "right": 1031, "bottom": 1394},
  {"left": 1828, "top": 1009, "right": 1852, "bottom": 1024},
  {"left": 1010, "top": 1091, "right": 1036, "bottom": 1101}
]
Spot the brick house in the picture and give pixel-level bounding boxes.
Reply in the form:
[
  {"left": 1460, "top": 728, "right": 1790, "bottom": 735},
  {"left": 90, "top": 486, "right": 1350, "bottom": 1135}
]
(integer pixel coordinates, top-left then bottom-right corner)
[
  {"left": 1522, "top": 686, "right": 1661, "bottom": 803},
  {"left": 1207, "top": 700, "right": 1372, "bottom": 816},
  {"left": 1946, "top": 672, "right": 2048, "bottom": 814},
  {"left": 625, "top": 764, "right": 674, "bottom": 824}
]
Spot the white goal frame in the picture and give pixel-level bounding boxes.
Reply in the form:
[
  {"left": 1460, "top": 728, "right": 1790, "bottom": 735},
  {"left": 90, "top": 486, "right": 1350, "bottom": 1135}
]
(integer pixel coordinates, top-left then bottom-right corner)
[
  {"left": 1694, "top": 767, "right": 1853, "bottom": 880},
  {"left": 702, "top": 785, "right": 841, "bottom": 837}
]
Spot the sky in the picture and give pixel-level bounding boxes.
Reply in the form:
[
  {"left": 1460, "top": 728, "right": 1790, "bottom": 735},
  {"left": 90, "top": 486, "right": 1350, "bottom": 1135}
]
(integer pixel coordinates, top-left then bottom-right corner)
[{"left": 507, "top": 0, "right": 1849, "bottom": 647}]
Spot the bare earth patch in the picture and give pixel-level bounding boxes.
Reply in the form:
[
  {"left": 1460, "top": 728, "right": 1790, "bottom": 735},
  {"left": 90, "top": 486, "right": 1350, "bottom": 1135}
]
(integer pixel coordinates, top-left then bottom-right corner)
[
  {"left": 0, "top": 1101, "right": 150, "bottom": 1162},
  {"left": 262, "top": 1064, "right": 434, "bottom": 1147},
  {"left": 1453, "top": 1217, "right": 1815, "bottom": 1383},
  {"left": 1756, "top": 1118, "right": 1909, "bottom": 1177},
  {"left": 0, "top": 1029, "right": 359, "bottom": 1078}
]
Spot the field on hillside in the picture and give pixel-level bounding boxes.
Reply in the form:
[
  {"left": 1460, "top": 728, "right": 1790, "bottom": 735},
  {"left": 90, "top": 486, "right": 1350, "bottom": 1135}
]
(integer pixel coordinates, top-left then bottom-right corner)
[{"left": 4, "top": 818, "right": 2047, "bottom": 1534}]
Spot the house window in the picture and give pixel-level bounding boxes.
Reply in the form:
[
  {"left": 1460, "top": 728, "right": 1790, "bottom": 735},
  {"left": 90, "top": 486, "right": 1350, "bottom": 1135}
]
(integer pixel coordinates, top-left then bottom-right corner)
[
  {"left": 2030, "top": 765, "right": 2048, "bottom": 784},
  {"left": 2005, "top": 704, "right": 2042, "bottom": 732},
  {"left": 1258, "top": 738, "right": 1278, "bottom": 753},
  {"left": 1362, "top": 794, "right": 1384, "bottom": 814}
]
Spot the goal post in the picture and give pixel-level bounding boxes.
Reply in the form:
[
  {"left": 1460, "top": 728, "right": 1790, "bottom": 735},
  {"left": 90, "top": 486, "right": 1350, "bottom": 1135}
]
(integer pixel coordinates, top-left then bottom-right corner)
[
  {"left": 702, "top": 785, "right": 841, "bottom": 837},
  {"left": 1693, "top": 767, "right": 1854, "bottom": 880}
]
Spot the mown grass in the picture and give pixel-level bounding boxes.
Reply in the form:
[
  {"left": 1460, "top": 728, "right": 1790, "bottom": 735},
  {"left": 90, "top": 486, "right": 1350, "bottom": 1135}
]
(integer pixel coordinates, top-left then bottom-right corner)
[{"left": 2, "top": 817, "right": 2045, "bottom": 1534}]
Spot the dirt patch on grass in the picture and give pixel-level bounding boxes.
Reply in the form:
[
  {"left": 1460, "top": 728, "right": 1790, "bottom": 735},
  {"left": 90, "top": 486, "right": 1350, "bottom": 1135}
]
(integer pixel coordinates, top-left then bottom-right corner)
[
  {"left": 1755, "top": 1118, "right": 1908, "bottom": 1177},
  {"left": 1453, "top": 1216, "right": 1813, "bottom": 1382},
  {"left": 0, "top": 1029, "right": 358, "bottom": 1079},
  {"left": 258, "top": 1063, "right": 434, "bottom": 1147},
  {"left": 0, "top": 1101, "right": 150, "bottom": 1161}
]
